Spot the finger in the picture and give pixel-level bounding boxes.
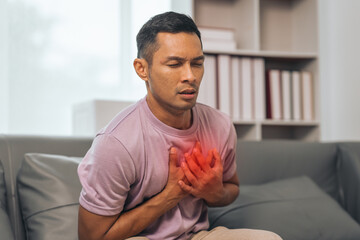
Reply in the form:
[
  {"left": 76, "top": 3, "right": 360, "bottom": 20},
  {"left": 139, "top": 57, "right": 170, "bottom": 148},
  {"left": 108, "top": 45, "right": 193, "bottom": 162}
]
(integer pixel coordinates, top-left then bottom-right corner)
[
  {"left": 206, "top": 150, "right": 214, "bottom": 167},
  {"left": 181, "top": 161, "right": 198, "bottom": 186},
  {"left": 193, "top": 148, "right": 210, "bottom": 172},
  {"left": 182, "top": 176, "right": 191, "bottom": 185},
  {"left": 190, "top": 143, "right": 201, "bottom": 165},
  {"left": 194, "top": 141, "right": 202, "bottom": 154},
  {"left": 169, "top": 147, "right": 178, "bottom": 167},
  {"left": 212, "top": 148, "right": 223, "bottom": 169},
  {"left": 185, "top": 153, "right": 202, "bottom": 177},
  {"left": 178, "top": 180, "right": 194, "bottom": 194}
]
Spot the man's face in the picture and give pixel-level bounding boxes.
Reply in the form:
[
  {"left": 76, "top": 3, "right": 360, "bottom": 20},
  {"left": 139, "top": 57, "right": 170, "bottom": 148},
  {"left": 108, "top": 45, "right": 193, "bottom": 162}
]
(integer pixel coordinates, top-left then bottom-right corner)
[{"left": 146, "top": 32, "right": 204, "bottom": 115}]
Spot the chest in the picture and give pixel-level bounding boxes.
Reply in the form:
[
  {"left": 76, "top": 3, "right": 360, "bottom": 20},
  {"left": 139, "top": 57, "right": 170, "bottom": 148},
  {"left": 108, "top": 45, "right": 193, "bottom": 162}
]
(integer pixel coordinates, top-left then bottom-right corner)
[{"left": 140, "top": 129, "right": 218, "bottom": 196}]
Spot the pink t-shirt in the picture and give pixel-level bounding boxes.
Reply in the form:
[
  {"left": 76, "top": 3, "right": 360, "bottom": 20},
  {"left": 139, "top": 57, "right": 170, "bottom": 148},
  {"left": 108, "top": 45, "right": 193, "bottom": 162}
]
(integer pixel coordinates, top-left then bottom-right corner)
[{"left": 78, "top": 97, "right": 237, "bottom": 240}]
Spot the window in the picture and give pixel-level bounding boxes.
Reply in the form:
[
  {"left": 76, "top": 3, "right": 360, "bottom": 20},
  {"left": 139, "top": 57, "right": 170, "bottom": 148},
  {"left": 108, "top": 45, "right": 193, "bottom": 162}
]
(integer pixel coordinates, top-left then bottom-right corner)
[{"left": 0, "top": 0, "right": 192, "bottom": 135}]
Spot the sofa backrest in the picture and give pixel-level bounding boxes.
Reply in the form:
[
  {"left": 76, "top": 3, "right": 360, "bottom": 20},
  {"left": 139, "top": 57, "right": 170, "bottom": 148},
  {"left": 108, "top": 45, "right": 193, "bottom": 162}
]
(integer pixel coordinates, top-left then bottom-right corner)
[
  {"left": 236, "top": 140, "right": 340, "bottom": 202},
  {"left": 0, "top": 135, "right": 93, "bottom": 240},
  {"left": 0, "top": 159, "right": 15, "bottom": 240},
  {"left": 337, "top": 142, "right": 360, "bottom": 223}
]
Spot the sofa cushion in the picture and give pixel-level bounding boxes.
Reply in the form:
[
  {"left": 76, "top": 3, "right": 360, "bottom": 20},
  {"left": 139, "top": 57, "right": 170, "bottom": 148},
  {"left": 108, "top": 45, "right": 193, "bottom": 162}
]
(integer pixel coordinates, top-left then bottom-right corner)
[
  {"left": 0, "top": 160, "right": 15, "bottom": 240},
  {"left": 236, "top": 141, "right": 340, "bottom": 201},
  {"left": 17, "top": 153, "right": 82, "bottom": 240},
  {"left": 208, "top": 176, "right": 360, "bottom": 240}
]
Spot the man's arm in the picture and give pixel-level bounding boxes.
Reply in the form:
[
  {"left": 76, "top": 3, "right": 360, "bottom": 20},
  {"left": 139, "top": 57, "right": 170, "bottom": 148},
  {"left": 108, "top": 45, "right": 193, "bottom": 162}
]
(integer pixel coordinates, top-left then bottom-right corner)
[
  {"left": 78, "top": 148, "right": 188, "bottom": 240},
  {"left": 207, "top": 172, "right": 239, "bottom": 207},
  {"left": 179, "top": 145, "right": 239, "bottom": 207}
]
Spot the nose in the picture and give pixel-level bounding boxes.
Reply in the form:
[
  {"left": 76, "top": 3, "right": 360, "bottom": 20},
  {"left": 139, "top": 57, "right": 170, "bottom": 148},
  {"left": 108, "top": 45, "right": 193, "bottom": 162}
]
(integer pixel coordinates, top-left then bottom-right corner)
[{"left": 181, "top": 63, "right": 196, "bottom": 83}]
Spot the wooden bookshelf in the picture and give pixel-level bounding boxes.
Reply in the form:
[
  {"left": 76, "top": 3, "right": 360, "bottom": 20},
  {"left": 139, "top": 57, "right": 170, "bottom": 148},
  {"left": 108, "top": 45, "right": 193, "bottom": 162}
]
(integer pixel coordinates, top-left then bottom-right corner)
[{"left": 193, "top": 0, "right": 319, "bottom": 141}]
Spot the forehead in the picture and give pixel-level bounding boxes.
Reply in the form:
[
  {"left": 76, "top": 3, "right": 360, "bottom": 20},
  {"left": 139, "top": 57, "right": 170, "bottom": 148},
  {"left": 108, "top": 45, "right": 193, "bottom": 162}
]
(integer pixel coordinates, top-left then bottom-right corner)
[{"left": 154, "top": 32, "right": 203, "bottom": 59}]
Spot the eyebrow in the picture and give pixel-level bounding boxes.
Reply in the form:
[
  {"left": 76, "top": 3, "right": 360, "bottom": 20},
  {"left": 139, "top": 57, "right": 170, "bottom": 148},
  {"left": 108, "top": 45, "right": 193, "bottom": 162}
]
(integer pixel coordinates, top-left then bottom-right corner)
[{"left": 164, "top": 55, "right": 205, "bottom": 62}]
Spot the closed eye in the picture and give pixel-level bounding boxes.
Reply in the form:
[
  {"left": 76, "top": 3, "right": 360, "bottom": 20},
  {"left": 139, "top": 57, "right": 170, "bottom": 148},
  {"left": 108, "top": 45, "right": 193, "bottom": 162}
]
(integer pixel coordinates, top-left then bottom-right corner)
[
  {"left": 168, "top": 63, "right": 182, "bottom": 68},
  {"left": 191, "top": 61, "right": 204, "bottom": 67},
  {"left": 192, "top": 62, "right": 203, "bottom": 67}
]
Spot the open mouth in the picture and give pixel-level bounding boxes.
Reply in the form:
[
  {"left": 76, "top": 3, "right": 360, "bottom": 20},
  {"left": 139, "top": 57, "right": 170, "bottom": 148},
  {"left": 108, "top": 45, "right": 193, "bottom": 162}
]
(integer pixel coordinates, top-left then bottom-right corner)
[{"left": 179, "top": 89, "right": 196, "bottom": 95}]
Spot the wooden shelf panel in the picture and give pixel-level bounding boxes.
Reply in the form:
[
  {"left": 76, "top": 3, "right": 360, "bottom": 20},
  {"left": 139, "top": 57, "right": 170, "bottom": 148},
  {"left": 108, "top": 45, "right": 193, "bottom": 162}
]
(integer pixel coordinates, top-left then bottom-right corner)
[
  {"left": 259, "top": 0, "right": 318, "bottom": 52},
  {"left": 261, "top": 124, "right": 319, "bottom": 141},
  {"left": 194, "top": 0, "right": 259, "bottom": 50},
  {"left": 203, "top": 49, "right": 317, "bottom": 60},
  {"left": 233, "top": 120, "right": 319, "bottom": 127},
  {"left": 261, "top": 120, "right": 319, "bottom": 127},
  {"left": 232, "top": 120, "right": 256, "bottom": 125}
]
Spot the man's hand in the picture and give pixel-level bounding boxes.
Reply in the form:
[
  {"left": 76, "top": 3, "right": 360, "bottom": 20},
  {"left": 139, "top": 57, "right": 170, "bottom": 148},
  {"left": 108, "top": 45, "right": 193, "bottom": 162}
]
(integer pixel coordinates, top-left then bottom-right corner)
[
  {"left": 178, "top": 142, "right": 226, "bottom": 205},
  {"left": 162, "top": 147, "right": 189, "bottom": 203}
]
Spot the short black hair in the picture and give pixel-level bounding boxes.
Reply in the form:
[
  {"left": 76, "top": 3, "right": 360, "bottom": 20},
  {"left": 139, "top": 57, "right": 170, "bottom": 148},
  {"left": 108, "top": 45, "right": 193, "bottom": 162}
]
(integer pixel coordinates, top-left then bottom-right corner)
[{"left": 136, "top": 11, "right": 202, "bottom": 65}]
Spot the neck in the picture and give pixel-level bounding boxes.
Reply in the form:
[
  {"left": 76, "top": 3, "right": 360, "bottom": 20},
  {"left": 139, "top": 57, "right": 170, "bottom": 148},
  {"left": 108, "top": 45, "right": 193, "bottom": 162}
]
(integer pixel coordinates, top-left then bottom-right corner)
[{"left": 146, "top": 96, "right": 193, "bottom": 130}]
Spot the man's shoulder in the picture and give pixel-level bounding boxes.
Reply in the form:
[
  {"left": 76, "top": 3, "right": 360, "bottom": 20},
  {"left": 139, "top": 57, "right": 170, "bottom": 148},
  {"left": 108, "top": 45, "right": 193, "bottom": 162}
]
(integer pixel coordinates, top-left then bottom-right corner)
[
  {"left": 99, "top": 100, "right": 144, "bottom": 138},
  {"left": 195, "top": 103, "right": 234, "bottom": 140},
  {"left": 195, "top": 102, "right": 232, "bottom": 124},
  {"left": 91, "top": 100, "right": 145, "bottom": 161}
]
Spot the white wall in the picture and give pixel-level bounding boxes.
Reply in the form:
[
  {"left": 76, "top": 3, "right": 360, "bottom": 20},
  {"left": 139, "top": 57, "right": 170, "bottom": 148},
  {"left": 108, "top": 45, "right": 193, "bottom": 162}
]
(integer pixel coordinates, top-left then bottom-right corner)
[
  {"left": 0, "top": 0, "right": 9, "bottom": 133},
  {"left": 319, "top": 0, "right": 360, "bottom": 141}
]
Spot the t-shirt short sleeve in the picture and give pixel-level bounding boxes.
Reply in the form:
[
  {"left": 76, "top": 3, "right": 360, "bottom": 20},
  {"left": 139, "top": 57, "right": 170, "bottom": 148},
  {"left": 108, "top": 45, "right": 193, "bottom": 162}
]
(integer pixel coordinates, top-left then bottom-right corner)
[
  {"left": 78, "top": 134, "right": 136, "bottom": 216},
  {"left": 222, "top": 124, "right": 237, "bottom": 182}
]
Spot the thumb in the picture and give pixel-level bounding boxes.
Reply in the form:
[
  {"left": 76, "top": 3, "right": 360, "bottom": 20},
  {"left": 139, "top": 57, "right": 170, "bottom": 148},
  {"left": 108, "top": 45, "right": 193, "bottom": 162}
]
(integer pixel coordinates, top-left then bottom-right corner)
[{"left": 169, "top": 147, "right": 178, "bottom": 167}]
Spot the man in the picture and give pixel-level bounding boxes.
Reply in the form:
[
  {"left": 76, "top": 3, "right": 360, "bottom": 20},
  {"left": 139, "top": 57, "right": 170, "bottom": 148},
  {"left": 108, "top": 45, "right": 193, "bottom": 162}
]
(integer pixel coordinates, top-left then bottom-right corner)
[{"left": 78, "top": 11, "right": 282, "bottom": 240}]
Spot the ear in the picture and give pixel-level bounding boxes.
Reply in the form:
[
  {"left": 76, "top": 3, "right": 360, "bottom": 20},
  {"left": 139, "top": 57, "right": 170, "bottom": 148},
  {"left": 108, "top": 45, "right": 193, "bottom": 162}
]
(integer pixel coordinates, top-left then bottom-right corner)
[{"left": 133, "top": 58, "right": 149, "bottom": 82}]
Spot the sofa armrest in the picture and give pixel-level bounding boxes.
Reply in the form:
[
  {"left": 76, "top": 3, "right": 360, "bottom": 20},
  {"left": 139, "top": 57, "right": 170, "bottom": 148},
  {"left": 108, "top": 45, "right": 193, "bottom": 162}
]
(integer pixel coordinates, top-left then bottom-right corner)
[{"left": 338, "top": 143, "right": 360, "bottom": 223}]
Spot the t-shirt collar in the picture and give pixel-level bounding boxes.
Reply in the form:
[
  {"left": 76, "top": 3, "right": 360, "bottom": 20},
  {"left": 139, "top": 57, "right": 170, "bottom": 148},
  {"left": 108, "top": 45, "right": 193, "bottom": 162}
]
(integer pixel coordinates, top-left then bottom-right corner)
[{"left": 140, "top": 97, "right": 198, "bottom": 137}]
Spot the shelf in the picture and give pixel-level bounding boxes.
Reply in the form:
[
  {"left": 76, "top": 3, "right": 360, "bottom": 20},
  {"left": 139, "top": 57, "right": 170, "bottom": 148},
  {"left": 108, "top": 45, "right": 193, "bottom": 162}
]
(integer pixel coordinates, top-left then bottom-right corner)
[
  {"left": 232, "top": 120, "right": 256, "bottom": 125},
  {"left": 259, "top": 0, "right": 318, "bottom": 53},
  {"left": 195, "top": 0, "right": 319, "bottom": 141},
  {"left": 233, "top": 120, "right": 319, "bottom": 127},
  {"left": 262, "top": 124, "right": 319, "bottom": 141},
  {"left": 195, "top": 0, "right": 259, "bottom": 51},
  {"left": 234, "top": 123, "right": 258, "bottom": 141},
  {"left": 261, "top": 120, "right": 320, "bottom": 126},
  {"left": 203, "top": 48, "right": 318, "bottom": 60}
]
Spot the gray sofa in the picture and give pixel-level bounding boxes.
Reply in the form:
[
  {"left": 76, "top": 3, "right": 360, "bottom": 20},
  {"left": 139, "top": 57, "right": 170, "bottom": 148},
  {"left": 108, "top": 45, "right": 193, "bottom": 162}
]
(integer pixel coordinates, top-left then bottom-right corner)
[
  {"left": 0, "top": 134, "right": 360, "bottom": 240},
  {"left": 0, "top": 135, "right": 92, "bottom": 240}
]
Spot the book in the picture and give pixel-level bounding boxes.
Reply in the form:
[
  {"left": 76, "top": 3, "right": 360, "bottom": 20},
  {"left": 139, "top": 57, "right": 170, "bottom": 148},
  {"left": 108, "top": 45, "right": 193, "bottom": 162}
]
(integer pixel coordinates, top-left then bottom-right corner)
[
  {"left": 266, "top": 69, "right": 282, "bottom": 120},
  {"left": 199, "top": 26, "right": 237, "bottom": 51},
  {"left": 291, "top": 71, "right": 302, "bottom": 120},
  {"left": 217, "top": 55, "right": 232, "bottom": 116},
  {"left": 265, "top": 71, "right": 272, "bottom": 119},
  {"left": 198, "top": 27, "right": 235, "bottom": 41},
  {"left": 301, "top": 71, "right": 314, "bottom": 120},
  {"left": 253, "top": 58, "right": 265, "bottom": 120},
  {"left": 281, "top": 70, "right": 291, "bottom": 120},
  {"left": 202, "top": 39, "right": 237, "bottom": 51},
  {"left": 197, "top": 54, "right": 217, "bottom": 109},
  {"left": 231, "top": 56, "right": 241, "bottom": 120},
  {"left": 239, "top": 57, "right": 253, "bottom": 120}
]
